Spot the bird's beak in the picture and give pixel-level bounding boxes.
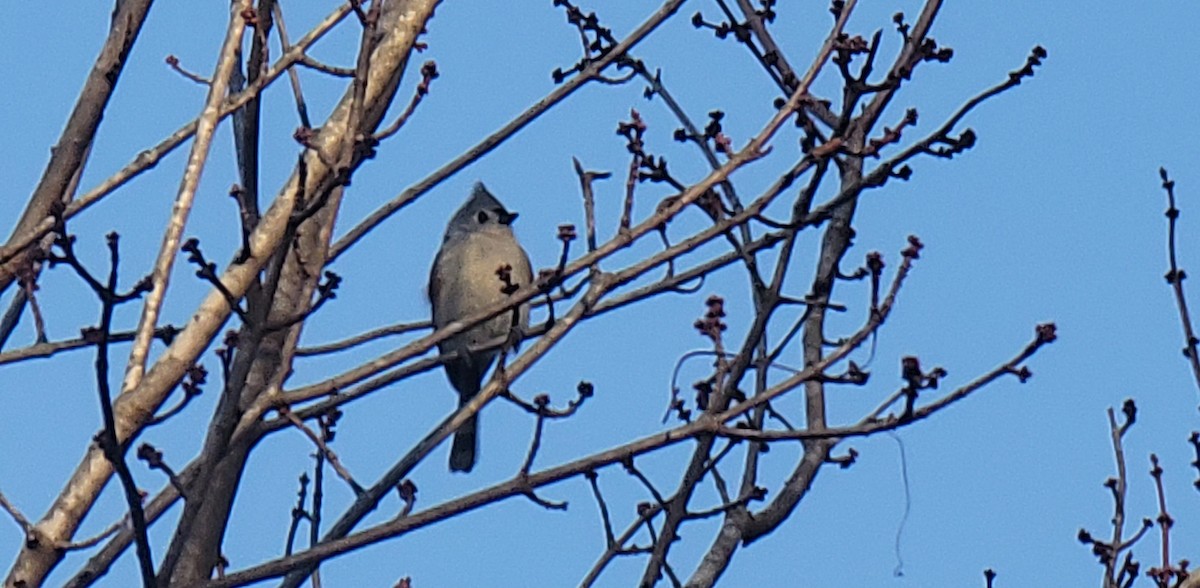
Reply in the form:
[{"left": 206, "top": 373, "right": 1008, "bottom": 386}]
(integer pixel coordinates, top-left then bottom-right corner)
[{"left": 498, "top": 210, "right": 519, "bottom": 225}]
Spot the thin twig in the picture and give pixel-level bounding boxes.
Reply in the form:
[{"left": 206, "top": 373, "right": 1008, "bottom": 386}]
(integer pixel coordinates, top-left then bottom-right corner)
[
  {"left": 72, "top": 233, "right": 156, "bottom": 586},
  {"left": 60, "top": 517, "right": 126, "bottom": 552},
  {"left": 0, "top": 326, "right": 177, "bottom": 367},
  {"left": 572, "top": 158, "right": 609, "bottom": 253},
  {"left": 280, "top": 408, "right": 364, "bottom": 495},
  {"left": 581, "top": 503, "right": 663, "bottom": 587},
  {"left": 284, "top": 474, "right": 311, "bottom": 557},
  {"left": 0, "top": 289, "right": 28, "bottom": 350},
  {"left": 272, "top": 2, "right": 313, "bottom": 128},
  {"left": 1160, "top": 168, "right": 1200, "bottom": 400},
  {"left": 165, "top": 55, "right": 213, "bottom": 85},
  {"left": 374, "top": 61, "right": 439, "bottom": 141},
  {"left": 296, "top": 55, "right": 356, "bottom": 77},
  {"left": 0, "top": 490, "right": 31, "bottom": 533},
  {"left": 295, "top": 320, "right": 428, "bottom": 356},
  {"left": 585, "top": 471, "right": 616, "bottom": 547}
]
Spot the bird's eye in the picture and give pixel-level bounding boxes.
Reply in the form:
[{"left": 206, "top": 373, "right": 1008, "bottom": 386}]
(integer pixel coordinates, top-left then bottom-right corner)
[{"left": 476, "top": 210, "right": 489, "bottom": 223}]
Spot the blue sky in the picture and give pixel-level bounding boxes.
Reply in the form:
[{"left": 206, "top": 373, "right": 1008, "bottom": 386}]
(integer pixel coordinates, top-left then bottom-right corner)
[{"left": 2, "top": 1, "right": 1199, "bottom": 586}]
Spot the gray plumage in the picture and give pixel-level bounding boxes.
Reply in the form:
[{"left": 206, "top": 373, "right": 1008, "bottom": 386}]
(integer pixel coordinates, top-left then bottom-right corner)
[{"left": 429, "top": 183, "right": 533, "bottom": 472}]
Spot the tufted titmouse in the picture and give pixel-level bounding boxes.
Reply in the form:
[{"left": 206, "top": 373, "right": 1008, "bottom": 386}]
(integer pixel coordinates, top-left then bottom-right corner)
[{"left": 429, "top": 183, "right": 533, "bottom": 472}]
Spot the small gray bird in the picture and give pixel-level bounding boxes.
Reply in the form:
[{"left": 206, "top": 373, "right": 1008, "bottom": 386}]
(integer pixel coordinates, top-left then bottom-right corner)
[{"left": 429, "top": 183, "right": 533, "bottom": 472}]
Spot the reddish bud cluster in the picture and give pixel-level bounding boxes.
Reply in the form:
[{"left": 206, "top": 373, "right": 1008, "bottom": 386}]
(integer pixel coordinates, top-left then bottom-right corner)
[
  {"left": 617, "top": 109, "right": 647, "bottom": 155},
  {"left": 293, "top": 127, "right": 316, "bottom": 147},
  {"left": 417, "top": 61, "right": 439, "bottom": 96},
  {"left": 137, "top": 443, "right": 165, "bottom": 469},
  {"left": 183, "top": 364, "right": 207, "bottom": 398},
  {"left": 694, "top": 295, "right": 727, "bottom": 341},
  {"left": 902, "top": 235, "right": 923, "bottom": 259},
  {"left": 866, "top": 251, "right": 885, "bottom": 275},
  {"left": 1036, "top": 322, "right": 1057, "bottom": 344},
  {"left": 495, "top": 263, "right": 518, "bottom": 295},
  {"left": 240, "top": 7, "right": 258, "bottom": 27},
  {"left": 577, "top": 381, "right": 595, "bottom": 398},
  {"left": 901, "top": 356, "right": 946, "bottom": 391},
  {"left": 396, "top": 479, "right": 417, "bottom": 504}
]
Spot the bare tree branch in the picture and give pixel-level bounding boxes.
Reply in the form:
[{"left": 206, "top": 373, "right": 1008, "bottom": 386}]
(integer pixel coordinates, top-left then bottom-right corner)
[{"left": 0, "top": 0, "right": 154, "bottom": 296}]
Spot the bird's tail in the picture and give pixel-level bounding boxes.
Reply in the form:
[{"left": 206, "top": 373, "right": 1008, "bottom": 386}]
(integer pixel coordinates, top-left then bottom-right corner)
[{"left": 449, "top": 400, "right": 478, "bottom": 473}]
